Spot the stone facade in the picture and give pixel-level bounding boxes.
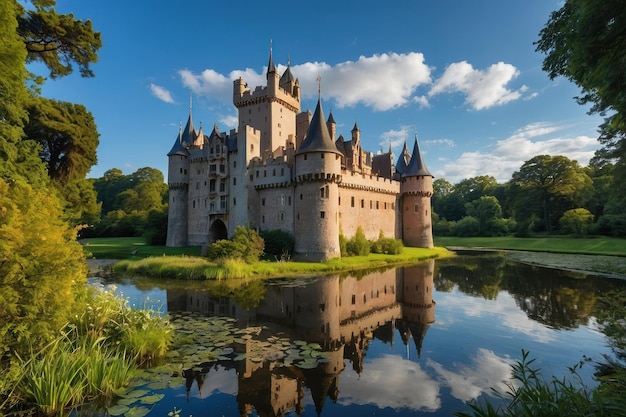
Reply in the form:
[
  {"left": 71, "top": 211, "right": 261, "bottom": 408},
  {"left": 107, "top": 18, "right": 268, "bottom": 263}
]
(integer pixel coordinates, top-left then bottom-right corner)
[{"left": 167, "top": 50, "right": 434, "bottom": 259}]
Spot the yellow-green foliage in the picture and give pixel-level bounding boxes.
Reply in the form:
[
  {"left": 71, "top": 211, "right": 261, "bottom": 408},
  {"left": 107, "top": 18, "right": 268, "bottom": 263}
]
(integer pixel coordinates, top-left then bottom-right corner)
[
  {"left": 70, "top": 286, "right": 174, "bottom": 366},
  {"left": 0, "top": 178, "right": 88, "bottom": 354}
]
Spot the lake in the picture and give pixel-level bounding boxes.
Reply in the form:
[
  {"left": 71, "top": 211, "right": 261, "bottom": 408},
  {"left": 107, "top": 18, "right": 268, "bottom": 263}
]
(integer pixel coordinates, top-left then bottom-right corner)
[{"left": 91, "top": 252, "right": 626, "bottom": 417}]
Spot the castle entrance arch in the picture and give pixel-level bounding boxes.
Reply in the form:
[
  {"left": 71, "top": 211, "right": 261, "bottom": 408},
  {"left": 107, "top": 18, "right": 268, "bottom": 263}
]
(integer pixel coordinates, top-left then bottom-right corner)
[{"left": 209, "top": 219, "right": 227, "bottom": 243}]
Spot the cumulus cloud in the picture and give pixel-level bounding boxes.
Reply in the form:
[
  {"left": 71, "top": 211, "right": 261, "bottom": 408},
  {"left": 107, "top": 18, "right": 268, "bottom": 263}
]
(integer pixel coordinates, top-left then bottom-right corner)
[
  {"left": 338, "top": 354, "right": 441, "bottom": 411},
  {"left": 149, "top": 83, "right": 175, "bottom": 103},
  {"left": 178, "top": 52, "right": 432, "bottom": 111},
  {"left": 427, "top": 348, "right": 514, "bottom": 402},
  {"left": 429, "top": 61, "right": 525, "bottom": 110},
  {"left": 379, "top": 125, "right": 415, "bottom": 150},
  {"left": 425, "top": 138, "right": 456, "bottom": 148},
  {"left": 438, "top": 122, "right": 599, "bottom": 183}
]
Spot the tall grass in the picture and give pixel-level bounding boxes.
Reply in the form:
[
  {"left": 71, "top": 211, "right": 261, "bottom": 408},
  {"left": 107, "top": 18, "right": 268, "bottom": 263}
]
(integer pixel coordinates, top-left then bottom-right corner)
[
  {"left": 17, "top": 333, "right": 134, "bottom": 416},
  {"left": 455, "top": 350, "right": 625, "bottom": 417},
  {"left": 71, "top": 286, "right": 174, "bottom": 366}
]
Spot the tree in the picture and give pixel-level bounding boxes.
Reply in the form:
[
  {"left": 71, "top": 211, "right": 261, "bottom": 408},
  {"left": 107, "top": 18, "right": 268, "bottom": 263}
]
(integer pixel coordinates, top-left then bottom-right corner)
[
  {"left": 466, "top": 196, "right": 503, "bottom": 236},
  {"left": 511, "top": 155, "right": 593, "bottom": 232},
  {"left": 536, "top": 0, "right": 626, "bottom": 195},
  {"left": 23, "top": 96, "right": 99, "bottom": 184},
  {"left": 560, "top": 208, "right": 594, "bottom": 235},
  {"left": 0, "top": 0, "right": 48, "bottom": 187},
  {"left": 57, "top": 178, "right": 101, "bottom": 228},
  {"left": 454, "top": 175, "right": 498, "bottom": 202},
  {"left": 16, "top": 0, "right": 102, "bottom": 79}
]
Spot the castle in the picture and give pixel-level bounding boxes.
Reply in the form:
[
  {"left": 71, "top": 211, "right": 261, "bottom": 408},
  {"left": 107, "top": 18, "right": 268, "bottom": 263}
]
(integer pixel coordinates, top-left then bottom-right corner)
[{"left": 166, "top": 50, "right": 434, "bottom": 260}]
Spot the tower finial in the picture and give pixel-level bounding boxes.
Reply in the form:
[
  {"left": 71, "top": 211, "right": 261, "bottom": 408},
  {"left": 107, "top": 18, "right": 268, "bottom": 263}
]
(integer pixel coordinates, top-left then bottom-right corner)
[{"left": 316, "top": 75, "right": 321, "bottom": 100}]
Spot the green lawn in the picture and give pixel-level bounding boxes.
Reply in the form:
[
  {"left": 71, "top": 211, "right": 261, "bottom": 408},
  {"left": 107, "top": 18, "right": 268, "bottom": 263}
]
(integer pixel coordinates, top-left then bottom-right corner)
[
  {"left": 434, "top": 235, "right": 626, "bottom": 256},
  {"left": 80, "top": 237, "right": 201, "bottom": 259}
]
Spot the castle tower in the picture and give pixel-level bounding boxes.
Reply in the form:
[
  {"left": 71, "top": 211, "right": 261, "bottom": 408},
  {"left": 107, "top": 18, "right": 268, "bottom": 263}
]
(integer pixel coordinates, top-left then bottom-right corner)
[
  {"left": 233, "top": 47, "right": 300, "bottom": 156},
  {"left": 401, "top": 260, "right": 436, "bottom": 358},
  {"left": 326, "top": 111, "right": 336, "bottom": 142},
  {"left": 166, "top": 111, "right": 194, "bottom": 247},
  {"left": 401, "top": 135, "right": 434, "bottom": 248},
  {"left": 293, "top": 96, "right": 343, "bottom": 261}
]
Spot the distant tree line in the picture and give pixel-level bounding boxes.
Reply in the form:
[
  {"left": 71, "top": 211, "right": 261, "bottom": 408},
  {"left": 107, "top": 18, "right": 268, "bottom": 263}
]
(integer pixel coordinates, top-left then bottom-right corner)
[
  {"left": 85, "top": 167, "right": 169, "bottom": 244},
  {"left": 432, "top": 154, "right": 624, "bottom": 237}
]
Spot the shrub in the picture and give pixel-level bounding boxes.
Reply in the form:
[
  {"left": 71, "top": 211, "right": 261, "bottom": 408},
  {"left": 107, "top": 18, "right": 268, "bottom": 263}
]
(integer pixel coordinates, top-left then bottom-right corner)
[
  {"left": 560, "top": 208, "right": 594, "bottom": 236},
  {"left": 260, "top": 229, "right": 294, "bottom": 259},
  {"left": 454, "top": 216, "right": 480, "bottom": 236},
  {"left": 207, "top": 225, "right": 264, "bottom": 263},
  {"left": 345, "top": 226, "right": 370, "bottom": 256},
  {"left": 370, "top": 231, "right": 403, "bottom": 254}
]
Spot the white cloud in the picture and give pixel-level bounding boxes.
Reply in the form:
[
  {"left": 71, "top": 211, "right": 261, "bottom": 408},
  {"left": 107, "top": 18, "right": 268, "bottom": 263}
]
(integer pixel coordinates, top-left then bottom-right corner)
[
  {"left": 429, "top": 61, "right": 524, "bottom": 110},
  {"left": 425, "top": 138, "right": 456, "bottom": 148},
  {"left": 219, "top": 114, "right": 238, "bottom": 129},
  {"left": 178, "top": 52, "right": 432, "bottom": 112},
  {"left": 427, "top": 348, "right": 514, "bottom": 402},
  {"left": 379, "top": 125, "right": 415, "bottom": 150},
  {"left": 149, "top": 83, "right": 175, "bottom": 104},
  {"left": 437, "top": 122, "right": 600, "bottom": 183},
  {"left": 338, "top": 354, "right": 441, "bottom": 411}
]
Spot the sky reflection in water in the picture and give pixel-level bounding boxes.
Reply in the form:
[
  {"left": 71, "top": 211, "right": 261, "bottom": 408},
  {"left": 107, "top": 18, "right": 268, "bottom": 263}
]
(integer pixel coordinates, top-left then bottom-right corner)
[{"left": 94, "top": 253, "right": 624, "bottom": 416}]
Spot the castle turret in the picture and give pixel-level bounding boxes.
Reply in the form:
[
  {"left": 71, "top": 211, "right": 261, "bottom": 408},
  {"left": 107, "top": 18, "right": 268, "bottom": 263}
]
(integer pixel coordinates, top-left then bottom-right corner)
[
  {"left": 401, "top": 135, "right": 434, "bottom": 248},
  {"left": 294, "top": 97, "right": 343, "bottom": 261},
  {"left": 326, "top": 111, "right": 336, "bottom": 142},
  {"left": 166, "top": 114, "right": 192, "bottom": 247},
  {"left": 266, "top": 45, "right": 279, "bottom": 94}
]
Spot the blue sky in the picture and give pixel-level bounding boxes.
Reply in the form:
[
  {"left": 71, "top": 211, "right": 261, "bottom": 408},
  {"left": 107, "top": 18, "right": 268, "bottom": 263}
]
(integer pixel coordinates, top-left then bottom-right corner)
[{"left": 37, "top": 0, "right": 603, "bottom": 183}]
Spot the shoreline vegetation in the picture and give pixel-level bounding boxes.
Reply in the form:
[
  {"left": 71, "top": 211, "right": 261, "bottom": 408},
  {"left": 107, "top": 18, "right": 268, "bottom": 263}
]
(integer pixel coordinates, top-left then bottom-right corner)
[{"left": 82, "top": 235, "right": 626, "bottom": 280}]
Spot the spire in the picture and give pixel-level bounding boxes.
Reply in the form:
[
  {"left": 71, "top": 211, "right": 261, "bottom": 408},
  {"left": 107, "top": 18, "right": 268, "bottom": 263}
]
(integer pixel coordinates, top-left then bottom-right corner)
[
  {"left": 167, "top": 121, "right": 189, "bottom": 156},
  {"left": 266, "top": 40, "right": 276, "bottom": 79},
  {"left": 403, "top": 134, "right": 433, "bottom": 177},
  {"left": 296, "top": 97, "right": 342, "bottom": 156},
  {"left": 395, "top": 139, "right": 411, "bottom": 175}
]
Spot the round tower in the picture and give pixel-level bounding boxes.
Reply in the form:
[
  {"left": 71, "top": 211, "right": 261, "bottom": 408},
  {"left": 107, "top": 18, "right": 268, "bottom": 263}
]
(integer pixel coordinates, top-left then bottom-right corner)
[
  {"left": 166, "top": 120, "right": 191, "bottom": 247},
  {"left": 294, "top": 97, "right": 342, "bottom": 261},
  {"left": 401, "top": 135, "right": 434, "bottom": 248}
]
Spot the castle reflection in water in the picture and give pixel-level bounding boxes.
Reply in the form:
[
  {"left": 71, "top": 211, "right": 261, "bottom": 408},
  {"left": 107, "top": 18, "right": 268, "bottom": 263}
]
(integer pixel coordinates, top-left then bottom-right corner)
[{"left": 166, "top": 260, "right": 435, "bottom": 416}]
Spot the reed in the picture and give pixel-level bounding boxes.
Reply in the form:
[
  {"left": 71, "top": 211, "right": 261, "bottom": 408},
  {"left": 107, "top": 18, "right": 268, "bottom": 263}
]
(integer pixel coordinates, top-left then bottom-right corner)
[{"left": 18, "top": 334, "right": 134, "bottom": 416}]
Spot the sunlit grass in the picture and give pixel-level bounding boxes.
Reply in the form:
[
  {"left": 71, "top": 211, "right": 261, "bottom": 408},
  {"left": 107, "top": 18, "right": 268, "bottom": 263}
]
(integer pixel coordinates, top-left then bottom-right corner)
[
  {"left": 435, "top": 235, "right": 626, "bottom": 256},
  {"left": 113, "top": 246, "right": 451, "bottom": 280}
]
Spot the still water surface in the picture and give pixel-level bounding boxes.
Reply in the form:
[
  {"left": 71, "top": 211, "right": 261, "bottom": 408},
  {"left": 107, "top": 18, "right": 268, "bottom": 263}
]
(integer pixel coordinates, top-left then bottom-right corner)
[{"left": 92, "top": 252, "right": 626, "bottom": 416}]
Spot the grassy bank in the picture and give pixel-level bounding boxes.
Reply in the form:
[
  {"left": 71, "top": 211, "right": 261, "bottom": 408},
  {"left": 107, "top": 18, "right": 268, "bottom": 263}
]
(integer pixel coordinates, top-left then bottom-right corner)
[
  {"left": 112, "top": 246, "right": 451, "bottom": 280},
  {"left": 80, "top": 237, "right": 201, "bottom": 259},
  {"left": 434, "top": 235, "right": 626, "bottom": 256}
]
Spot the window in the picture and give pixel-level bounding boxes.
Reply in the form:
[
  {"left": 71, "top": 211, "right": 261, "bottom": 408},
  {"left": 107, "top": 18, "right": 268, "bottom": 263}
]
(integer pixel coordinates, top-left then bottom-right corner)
[
  {"left": 220, "top": 179, "right": 226, "bottom": 192},
  {"left": 351, "top": 196, "right": 355, "bottom": 207},
  {"left": 376, "top": 201, "right": 379, "bottom": 209},
  {"left": 234, "top": 161, "right": 237, "bottom": 168},
  {"left": 320, "top": 188, "right": 325, "bottom": 198},
  {"left": 262, "top": 215, "right": 265, "bottom": 223},
  {"left": 325, "top": 186, "right": 329, "bottom": 198},
  {"left": 288, "top": 196, "right": 291, "bottom": 205},
  {"left": 233, "top": 198, "right": 236, "bottom": 206},
  {"left": 262, "top": 198, "right": 265, "bottom": 206},
  {"left": 351, "top": 294, "right": 356, "bottom": 305},
  {"left": 361, "top": 199, "right": 364, "bottom": 208},
  {"left": 209, "top": 179, "right": 216, "bottom": 192},
  {"left": 233, "top": 177, "right": 237, "bottom": 186},
  {"left": 220, "top": 196, "right": 226, "bottom": 210},
  {"left": 320, "top": 211, "right": 325, "bottom": 218}
]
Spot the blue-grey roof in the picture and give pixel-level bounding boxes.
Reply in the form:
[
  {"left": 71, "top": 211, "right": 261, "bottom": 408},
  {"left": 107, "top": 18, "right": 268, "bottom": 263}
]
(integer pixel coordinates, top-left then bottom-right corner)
[
  {"left": 395, "top": 140, "right": 410, "bottom": 175},
  {"left": 167, "top": 125, "right": 189, "bottom": 157},
  {"left": 296, "top": 98, "right": 342, "bottom": 156},
  {"left": 403, "top": 136, "right": 432, "bottom": 177}
]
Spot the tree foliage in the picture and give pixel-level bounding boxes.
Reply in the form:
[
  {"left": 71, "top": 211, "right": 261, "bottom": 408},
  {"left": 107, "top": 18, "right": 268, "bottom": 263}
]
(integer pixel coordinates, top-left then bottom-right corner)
[
  {"left": 16, "top": 0, "right": 102, "bottom": 79},
  {"left": 536, "top": 0, "right": 626, "bottom": 200},
  {"left": 466, "top": 196, "right": 503, "bottom": 236},
  {"left": 560, "top": 208, "right": 594, "bottom": 236},
  {"left": 207, "top": 226, "right": 265, "bottom": 263},
  {"left": 511, "top": 155, "right": 593, "bottom": 231},
  {"left": 0, "top": 178, "right": 87, "bottom": 355},
  {"left": 23, "top": 96, "right": 99, "bottom": 184}
]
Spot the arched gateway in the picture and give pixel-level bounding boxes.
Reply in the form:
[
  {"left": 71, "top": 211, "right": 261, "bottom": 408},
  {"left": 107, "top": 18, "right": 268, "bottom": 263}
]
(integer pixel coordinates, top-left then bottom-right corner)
[{"left": 209, "top": 219, "right": 227, "bottom": 243}]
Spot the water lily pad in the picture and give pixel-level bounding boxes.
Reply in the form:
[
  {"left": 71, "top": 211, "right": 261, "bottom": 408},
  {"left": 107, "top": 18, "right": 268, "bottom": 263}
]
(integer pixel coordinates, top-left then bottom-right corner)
[
  {"left": 108, "top": 405, "right": 130, "bottom": 416},
  {"left": 124, "top": 406, "right": 150, "bottom": 417},
  {"left": 121, "top": 389, "right": 149, "bottom": 399},
  {"left": 233, "top": 353, "right": 247, "bottom": 361},
  {"left": 116, "top": 397, "right": 138, "bottom": 406},
  {"left": 147, "top": 381, "right": 170, "bottom": 390},
  {"left": 140, "top": 393, "right": 165, "bottom": 405},
  {"left": 295, "top": 361, "right": 317, "bottom": 369}
]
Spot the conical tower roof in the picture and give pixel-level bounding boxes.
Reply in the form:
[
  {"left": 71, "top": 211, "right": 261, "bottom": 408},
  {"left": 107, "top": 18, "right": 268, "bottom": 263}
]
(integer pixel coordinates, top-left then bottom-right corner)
[
  {"left": 167, "top": 122, "right": 189, "bottom": 156},
  {"left": 266, "top": 45, "right": 277, "bottom": 79},
  {"left": 395, "top": 140, "right": 411, "bottom": 175},
  {"left": 296, "top": 98, "right": 342, "bottom": 156},
  {"left": 403, "top": 135, "right": 432, "bottom": 177}
]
